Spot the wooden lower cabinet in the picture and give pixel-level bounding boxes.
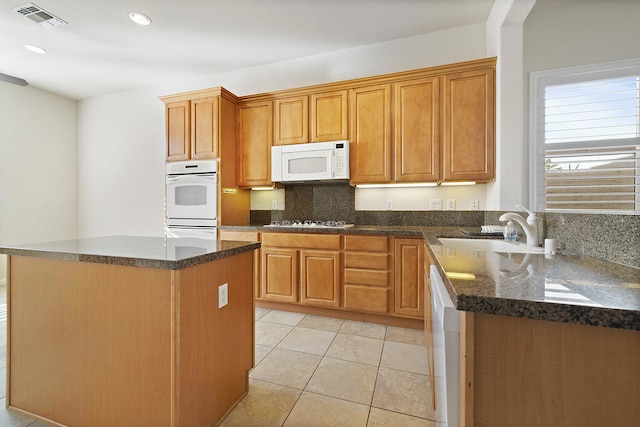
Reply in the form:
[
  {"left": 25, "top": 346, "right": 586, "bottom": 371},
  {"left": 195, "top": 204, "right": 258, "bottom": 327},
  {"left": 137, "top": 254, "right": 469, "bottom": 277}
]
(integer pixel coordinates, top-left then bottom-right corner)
[
  {"left": 394, "top": 238, "right": 424, "bottom": 319},
  {"left": 262, "top": 247, "right": 298, "bottom": 303},
  {"left": 300, "top": 249, "right": 341, "bottom": 307},
  {"left": 244, "top": 232, "right": 426, "bottom": 321},
  {"left": 260, "top": 233, "right": 341, "bottom": 308},
  {"left": 343, "top": 235, "right": 391, "bottom": 314}
]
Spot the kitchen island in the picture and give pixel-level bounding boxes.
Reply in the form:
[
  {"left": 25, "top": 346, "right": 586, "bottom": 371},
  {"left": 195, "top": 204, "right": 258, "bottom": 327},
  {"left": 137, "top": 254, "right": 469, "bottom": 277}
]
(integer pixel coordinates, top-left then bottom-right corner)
[{"left": 0, "top": 235, "right": 260, "bottom": 427}]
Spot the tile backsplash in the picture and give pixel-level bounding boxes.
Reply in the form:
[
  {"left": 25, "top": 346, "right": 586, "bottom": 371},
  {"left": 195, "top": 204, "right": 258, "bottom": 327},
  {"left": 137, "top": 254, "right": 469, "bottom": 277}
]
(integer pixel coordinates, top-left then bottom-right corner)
[{"left": 250, "top": 184, "right": 639, "bottom": 268}]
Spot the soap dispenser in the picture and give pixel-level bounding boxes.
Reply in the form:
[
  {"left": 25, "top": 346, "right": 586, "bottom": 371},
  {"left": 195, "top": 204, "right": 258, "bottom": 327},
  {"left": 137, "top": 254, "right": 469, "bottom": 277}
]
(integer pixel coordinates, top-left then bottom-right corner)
[{"left": 503, "top": 221, "right": 517, "bottom": 242}]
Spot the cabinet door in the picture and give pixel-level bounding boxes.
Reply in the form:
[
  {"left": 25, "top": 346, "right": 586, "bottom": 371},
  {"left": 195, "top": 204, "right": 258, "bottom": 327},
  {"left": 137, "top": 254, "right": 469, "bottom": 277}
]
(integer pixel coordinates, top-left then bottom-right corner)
[
  {"left": 394, "top": 77, "right": 440, "bottom": 182},
  {"left": 166, "top": 100, "right": 190, "bottom": 161},
  {"left": 442, "top": 68, "right": 495, "bottom": 182},
  {"left": 237, "top": 100, "right": 273, "bottom": 187},
  {"left": 261, "top": 247, "right": 297, "bottom": 302},
  {"left": 274, "top": 96, "right": 308, "bottom": 145},
  {"left": 311, "top": 90, "right": 348, "bottom": 142},
  {"left": 394, "top": 238, "right": 424, "bottom": 318},
  {"left": 349, "top": 84, "right": 392, "bottom": 184},
  {"left": 190, "top": 96, "right": 219, "bottom": 160},
  {"left": 300, "top": 250, "right": 340, "bottom": 308}
]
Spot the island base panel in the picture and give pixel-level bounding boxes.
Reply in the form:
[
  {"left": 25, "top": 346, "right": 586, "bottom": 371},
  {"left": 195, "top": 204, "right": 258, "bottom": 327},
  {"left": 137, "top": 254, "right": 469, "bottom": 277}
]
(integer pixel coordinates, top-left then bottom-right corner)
[{"left": 7, "top": 251, "right": 254, "bottom": 427}]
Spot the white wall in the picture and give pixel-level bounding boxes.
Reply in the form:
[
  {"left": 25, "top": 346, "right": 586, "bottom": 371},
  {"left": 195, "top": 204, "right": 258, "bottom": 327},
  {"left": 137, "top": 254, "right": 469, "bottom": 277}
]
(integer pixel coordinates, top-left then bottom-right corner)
[
  {"left": 521, "top": 0, "right": 640, "bottom": 207},
  {"left": 524, "top": 0, "right": 640, "bottom": 73},
  {"left": 0, "top": 83, "right": 78, "bottom": 284},
  {"left": 78, "top": 23, "right": 487, "bottom": 238}
]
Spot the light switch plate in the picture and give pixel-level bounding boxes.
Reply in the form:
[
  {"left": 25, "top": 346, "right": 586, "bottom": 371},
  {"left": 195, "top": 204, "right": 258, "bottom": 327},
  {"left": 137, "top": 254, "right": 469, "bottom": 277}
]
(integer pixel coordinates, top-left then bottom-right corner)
[
  {"left": 218, "top": 283, "right": 228, "bottom": 308},
  {"left": 430, "top": 199, "right": 442, "bottom": 210}
]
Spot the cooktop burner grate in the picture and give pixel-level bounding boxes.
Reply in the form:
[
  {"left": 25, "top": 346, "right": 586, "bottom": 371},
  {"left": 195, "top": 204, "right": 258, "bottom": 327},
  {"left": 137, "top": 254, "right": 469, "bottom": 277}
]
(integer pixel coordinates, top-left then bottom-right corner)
[{"left": 264, "top": 220, "right": 354, "bottom": 229}]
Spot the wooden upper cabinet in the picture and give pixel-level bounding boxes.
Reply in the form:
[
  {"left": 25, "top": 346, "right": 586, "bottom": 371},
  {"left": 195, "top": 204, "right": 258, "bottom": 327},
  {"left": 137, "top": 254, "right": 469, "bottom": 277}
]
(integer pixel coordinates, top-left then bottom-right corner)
[
  {"left": 394, "top": 77, "right": 440, "bottom": 182},
  {"left": 274, "top": 95, "right": 308, "bottom": 145},
  {"left": 190, "top": 96, "right": 219, "bottom": 160},
  {"left": 165, "top": 100, "right": 190, "bottom": 161},
  {"left": 311, "top": 90, "right": 348, "bottom": 142},
  {"left": 237, "top": 100, "right": 273, "bottom": 187},
  {"left": 442, "top": 68, "right": 495, "bottom": 182},
  {"left": 349, "top": 84, "right": 392, "bottom": 184},
  {"left": 162, "top": 88, "right": 237, "bottom": 163}
]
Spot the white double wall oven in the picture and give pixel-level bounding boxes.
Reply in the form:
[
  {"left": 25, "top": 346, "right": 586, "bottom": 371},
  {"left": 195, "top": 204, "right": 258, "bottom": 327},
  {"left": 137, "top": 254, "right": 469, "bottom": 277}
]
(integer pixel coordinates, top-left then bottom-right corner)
[{"left": 165, "top": 160, "right": 218, "bottom": 239}]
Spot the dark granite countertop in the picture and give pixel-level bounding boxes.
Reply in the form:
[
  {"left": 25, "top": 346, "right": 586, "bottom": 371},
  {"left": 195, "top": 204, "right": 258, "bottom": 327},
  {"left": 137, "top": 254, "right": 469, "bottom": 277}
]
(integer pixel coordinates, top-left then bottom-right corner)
[
  {"left": 221, "top": 225, "right": 640, "bottom": 330},
  {"left": 0, "top": 235, "right": 260, "bottom": 270}
]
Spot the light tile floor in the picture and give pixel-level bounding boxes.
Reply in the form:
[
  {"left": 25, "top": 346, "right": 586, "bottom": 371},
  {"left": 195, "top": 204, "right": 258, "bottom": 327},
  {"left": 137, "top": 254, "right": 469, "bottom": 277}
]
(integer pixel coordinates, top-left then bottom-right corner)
[
  {"left": 0, "top": 286, "right": 437, "bottom": 427},
  {"left": 221, "top": 308, "right": 437, "bottom": 427}
]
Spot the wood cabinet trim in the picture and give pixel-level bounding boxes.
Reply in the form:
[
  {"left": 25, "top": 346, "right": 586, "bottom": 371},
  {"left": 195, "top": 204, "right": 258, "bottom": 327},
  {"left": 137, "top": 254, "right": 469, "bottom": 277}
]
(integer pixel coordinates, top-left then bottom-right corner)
[{"left": 237, "top": 57, "right": 497, "bottom": 103}]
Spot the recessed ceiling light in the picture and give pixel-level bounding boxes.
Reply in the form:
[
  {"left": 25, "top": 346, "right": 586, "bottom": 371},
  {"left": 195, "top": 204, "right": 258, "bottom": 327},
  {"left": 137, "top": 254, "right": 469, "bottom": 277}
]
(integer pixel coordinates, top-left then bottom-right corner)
[
  {"left": 128, "top": 11, "right": 151, "bottom": 26},
  {"left": 24, "top": 44, "right": 46, "bottom": 54}
]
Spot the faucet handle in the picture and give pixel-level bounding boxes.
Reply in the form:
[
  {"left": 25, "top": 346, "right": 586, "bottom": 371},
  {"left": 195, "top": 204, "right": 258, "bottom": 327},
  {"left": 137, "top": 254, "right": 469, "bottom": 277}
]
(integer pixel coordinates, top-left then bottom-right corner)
[{"left": 516, "top": 205, "right": 537, "bottom": 220}]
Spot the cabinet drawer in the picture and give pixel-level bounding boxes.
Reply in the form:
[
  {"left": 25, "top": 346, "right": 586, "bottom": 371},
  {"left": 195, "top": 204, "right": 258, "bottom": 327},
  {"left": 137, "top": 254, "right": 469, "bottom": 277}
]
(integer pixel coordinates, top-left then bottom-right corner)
[
  {"left": 344, "top": 252, "right": 388, "bottom": 270},
  {"left": 344, "top": 268, "right": 389, "bottom": 287},
  {"left": 344, "top": 235, "right": 388, "bottom": 252},
  {"left": 262, "top": 233, "right": 341, "bottom": 249},
  {"left": 343, "top": 285, "right": 388, "bottom": 313},
  {"left": 218, "top": 230, "right": 260, "bottom": 241}
]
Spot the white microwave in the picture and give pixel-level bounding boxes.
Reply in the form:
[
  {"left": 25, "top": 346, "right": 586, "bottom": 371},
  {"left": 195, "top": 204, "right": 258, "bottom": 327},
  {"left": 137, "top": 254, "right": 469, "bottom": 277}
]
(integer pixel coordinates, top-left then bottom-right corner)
[{"left": 271, "top": 140, "right": 349, "bottom": 183}]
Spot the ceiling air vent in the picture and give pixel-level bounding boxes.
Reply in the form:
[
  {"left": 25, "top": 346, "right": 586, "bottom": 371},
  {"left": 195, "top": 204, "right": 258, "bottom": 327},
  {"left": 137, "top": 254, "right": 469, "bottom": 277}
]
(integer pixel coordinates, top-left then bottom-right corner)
[{"left": 12, "top": 2, "right": 67, "bottom": 28}]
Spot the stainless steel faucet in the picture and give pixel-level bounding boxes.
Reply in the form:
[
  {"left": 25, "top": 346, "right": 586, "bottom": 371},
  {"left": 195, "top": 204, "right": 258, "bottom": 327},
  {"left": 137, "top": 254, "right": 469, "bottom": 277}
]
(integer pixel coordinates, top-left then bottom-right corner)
[{"left": 499, "top": 205, "right": 539, "bottom": 247}]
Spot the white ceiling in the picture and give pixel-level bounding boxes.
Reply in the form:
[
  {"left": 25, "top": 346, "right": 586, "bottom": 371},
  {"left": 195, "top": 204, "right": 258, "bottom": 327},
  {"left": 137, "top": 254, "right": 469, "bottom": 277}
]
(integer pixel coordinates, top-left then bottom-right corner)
[{"left": 0, "top": 0, "right": 496, "bottom": 100}]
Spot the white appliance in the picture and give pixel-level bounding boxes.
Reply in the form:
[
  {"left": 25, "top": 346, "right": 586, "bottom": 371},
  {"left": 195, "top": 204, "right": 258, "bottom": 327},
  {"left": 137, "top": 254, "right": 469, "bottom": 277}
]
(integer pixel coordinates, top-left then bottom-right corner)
[
  {"left": 271, "top": 140, "right": 349, "bottom": 183},
  {"left": 430, "top": 265, "right": 460, "bottom": 426},
  {"left": 166, "top": 160, "right": 217, "bottom": 232}
]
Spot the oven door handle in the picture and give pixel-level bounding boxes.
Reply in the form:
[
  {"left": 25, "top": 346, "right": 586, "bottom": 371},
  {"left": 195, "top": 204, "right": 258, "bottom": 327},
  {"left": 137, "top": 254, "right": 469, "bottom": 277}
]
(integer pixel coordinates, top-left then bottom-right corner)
[{"left": 166, "top": 173, "right": 217, "bottom": 184}]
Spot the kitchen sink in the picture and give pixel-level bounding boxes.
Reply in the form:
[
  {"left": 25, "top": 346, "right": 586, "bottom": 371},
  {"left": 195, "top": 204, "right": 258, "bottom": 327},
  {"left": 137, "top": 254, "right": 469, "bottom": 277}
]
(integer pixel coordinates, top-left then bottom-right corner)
[{"left": 437, "top": 238, "right": 545, "bottom": 254}]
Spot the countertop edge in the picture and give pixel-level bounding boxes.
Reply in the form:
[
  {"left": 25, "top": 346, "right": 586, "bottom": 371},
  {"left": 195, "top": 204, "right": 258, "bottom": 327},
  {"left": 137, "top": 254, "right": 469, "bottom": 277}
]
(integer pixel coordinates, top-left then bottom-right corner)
[{"left": 1, "top": 241, "right": 262, "bottom": 270}]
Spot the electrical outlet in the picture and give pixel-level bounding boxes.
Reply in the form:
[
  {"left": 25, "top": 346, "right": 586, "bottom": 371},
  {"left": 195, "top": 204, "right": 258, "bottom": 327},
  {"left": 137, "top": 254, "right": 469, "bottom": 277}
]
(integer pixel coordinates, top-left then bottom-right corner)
[
  {"left": 446, "top": 199, "right": 456, "bottom": 210},
  {"left": 430, "top": 199, "right": 442, "bottom": 210},
  {"left": 271, "top": 200, "right": 278, "bottom": 210},
  {"left": 385, "top": 199, "right": 393, "bottom": 210},
  {"left": 218, "top": 283, "right": 228, "bottom": 308},
  {"left": 470, "top": 199, "right": 479, "bottom": 210}
]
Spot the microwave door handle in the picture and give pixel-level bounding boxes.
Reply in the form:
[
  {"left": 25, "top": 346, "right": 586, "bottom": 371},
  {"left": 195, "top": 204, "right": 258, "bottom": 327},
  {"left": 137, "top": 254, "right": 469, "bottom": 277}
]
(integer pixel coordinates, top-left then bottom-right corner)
[{"left": 331, "top": 151, "right": 335, "bottom": 177}]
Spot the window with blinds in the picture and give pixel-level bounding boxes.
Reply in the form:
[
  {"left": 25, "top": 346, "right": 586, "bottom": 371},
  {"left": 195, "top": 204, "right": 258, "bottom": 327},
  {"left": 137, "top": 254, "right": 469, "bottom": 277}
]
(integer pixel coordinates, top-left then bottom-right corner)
[{"left": 531, "top": 60, "right": 640, "bottom": 214}]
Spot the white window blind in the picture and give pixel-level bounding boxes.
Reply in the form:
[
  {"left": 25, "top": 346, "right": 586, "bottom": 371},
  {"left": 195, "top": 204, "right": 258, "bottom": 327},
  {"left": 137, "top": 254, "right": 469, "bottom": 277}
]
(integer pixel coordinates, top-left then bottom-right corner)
[{"left": 531, "top": 60, "right": 640, "bottom": 214}]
